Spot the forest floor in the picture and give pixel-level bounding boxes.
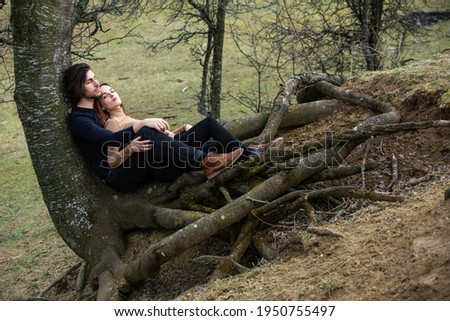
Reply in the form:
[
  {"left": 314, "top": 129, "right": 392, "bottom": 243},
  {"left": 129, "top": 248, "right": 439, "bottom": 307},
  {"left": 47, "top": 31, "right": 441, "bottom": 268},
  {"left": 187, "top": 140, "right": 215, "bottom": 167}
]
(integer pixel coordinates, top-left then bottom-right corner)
[
  {"left": 136, "top": 56, "right": 450, "bottom": 301},
  {"left": 1, "top": 55, "right": 449, "bottom": 301},
  {"left": 129, "top": 55, "right": 450, "bottom": 301}
]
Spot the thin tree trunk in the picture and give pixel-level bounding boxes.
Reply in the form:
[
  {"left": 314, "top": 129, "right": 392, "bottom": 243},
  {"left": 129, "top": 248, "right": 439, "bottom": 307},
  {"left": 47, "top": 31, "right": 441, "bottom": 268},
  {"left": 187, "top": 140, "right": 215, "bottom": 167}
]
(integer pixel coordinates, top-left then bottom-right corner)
[
  {"left": 209, "top": 0, "right": 230, "bottom": 119},
  {"left": 198, "top": 31, "right": 213, "bottom": 116}
]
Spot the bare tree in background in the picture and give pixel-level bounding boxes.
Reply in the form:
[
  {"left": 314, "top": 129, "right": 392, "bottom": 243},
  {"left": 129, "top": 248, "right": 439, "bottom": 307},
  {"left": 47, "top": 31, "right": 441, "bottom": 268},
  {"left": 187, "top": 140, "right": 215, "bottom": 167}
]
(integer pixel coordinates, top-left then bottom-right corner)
[
  {"left": 233, "top": 0, "right": 418, "bottom": 77},
  {"left": 143, "top": 0, "right": 233, "bottom": 119}
]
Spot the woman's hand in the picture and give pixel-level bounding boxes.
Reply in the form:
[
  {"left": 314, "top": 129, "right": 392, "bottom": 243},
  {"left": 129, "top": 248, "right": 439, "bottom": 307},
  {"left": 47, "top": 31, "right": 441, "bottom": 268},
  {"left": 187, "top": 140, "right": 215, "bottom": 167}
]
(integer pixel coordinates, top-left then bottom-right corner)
[
  {"left": 141, "top": 118, "right": 170, "bottom": 132},
  {"left": 164, "top": 130, "right": 175, "bottom": 138},
  {"left": 173, "top": 123, "right": 193, "bottom": 134},
  {"left": 128, "top": 136, "right": 153, "bottom": 153}
]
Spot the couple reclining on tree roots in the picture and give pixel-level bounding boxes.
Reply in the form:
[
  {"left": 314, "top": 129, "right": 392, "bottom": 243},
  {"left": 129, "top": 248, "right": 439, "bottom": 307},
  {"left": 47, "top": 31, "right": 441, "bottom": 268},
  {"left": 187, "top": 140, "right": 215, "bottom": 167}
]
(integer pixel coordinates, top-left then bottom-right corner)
[{"left": 63, "top": 63, "right": 283, "bottom": 192}]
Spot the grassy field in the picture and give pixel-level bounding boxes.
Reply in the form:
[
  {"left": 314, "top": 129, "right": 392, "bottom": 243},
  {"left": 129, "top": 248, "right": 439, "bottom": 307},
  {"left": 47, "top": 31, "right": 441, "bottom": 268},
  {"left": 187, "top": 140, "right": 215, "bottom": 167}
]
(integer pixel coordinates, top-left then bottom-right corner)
[{"left": 0, "top": 3, "right": 449, "bottom": 299}]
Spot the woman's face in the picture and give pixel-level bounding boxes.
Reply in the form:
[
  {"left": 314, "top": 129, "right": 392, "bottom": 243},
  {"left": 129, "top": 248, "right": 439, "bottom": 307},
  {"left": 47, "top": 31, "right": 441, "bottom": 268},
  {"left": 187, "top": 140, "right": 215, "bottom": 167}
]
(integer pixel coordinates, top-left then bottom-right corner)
[{"left": 99, "top": 85, "right": 122, "bottom": 111}]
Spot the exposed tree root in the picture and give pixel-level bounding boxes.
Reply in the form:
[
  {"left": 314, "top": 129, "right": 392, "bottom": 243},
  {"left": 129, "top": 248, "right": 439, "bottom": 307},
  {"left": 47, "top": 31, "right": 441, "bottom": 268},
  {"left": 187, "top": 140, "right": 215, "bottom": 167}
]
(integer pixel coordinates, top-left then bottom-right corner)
[
  {"left": 253, "top": 230, "right": 278, "bottom": 260},
  {"left": 253, "top": 186, "right": 403, "bottom": 219},
  {"left": 76, "top": 261, "right": 88, "bottom": 300},
  {"left": 224, "top": 100, "right": 339, "bottom": 140},
  {"left": 209, "top": 216, "right": 259, "bottom": 281},
  {"left": 37, "top": 261, "right": 82, "bottom": 299},
  {"left": 192, "top": 255, "right": 250, "bottom": 273}
]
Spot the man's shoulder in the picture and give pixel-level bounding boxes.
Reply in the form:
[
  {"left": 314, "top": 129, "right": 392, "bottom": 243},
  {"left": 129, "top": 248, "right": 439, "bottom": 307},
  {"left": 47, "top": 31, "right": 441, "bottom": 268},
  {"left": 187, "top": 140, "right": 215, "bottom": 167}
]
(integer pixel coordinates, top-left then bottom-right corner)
[
  {"left": 69, "top": 107, "right": 104, "bottom": 132},
  {"left": 70, "top": 107, "right": 94, "bottom": 117},
  {"left": 70, "top": 107, "right": 98, "bottom": 124}
]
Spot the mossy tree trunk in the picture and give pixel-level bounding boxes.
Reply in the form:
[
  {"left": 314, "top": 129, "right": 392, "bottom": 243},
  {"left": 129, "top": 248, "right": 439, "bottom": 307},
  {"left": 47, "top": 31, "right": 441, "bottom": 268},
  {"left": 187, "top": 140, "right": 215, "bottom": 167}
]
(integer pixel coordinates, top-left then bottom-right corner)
[{"left": 11, "top": 0, "right": 131, "bottom": 298}]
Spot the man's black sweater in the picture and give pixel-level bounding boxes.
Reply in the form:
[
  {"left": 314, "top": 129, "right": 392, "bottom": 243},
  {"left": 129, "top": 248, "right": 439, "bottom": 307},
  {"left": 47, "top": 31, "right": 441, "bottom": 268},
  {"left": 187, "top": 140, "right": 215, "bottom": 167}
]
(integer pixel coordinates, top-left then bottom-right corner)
[{"left": 69, "top": 107, "right": 135, "bottom": 179}]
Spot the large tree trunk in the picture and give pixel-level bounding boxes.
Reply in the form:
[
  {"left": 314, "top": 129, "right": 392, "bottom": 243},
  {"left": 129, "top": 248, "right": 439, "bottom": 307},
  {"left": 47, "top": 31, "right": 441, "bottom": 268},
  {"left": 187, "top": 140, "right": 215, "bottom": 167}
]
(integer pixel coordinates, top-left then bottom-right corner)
[
  {"left": 11, "top": 0, "right": 96, "bottom": 259},
  {"left": 11, "top": 0, "right": 130, "bottom": 294}
]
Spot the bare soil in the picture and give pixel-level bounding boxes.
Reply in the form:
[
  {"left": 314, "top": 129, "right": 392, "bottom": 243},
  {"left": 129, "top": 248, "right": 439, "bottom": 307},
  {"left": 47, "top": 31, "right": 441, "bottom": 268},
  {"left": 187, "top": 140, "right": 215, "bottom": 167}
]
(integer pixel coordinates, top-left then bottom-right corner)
[{"left": 2, "top": 57, "right": 449, "bottom": 301}]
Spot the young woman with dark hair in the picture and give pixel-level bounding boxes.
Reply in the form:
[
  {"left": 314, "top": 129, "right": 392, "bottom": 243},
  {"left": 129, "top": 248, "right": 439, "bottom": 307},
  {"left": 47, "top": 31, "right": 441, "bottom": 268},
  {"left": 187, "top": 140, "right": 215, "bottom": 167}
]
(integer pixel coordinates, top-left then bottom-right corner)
[{"left": 94, "top": 83, "right": 283, "bottom": 170}]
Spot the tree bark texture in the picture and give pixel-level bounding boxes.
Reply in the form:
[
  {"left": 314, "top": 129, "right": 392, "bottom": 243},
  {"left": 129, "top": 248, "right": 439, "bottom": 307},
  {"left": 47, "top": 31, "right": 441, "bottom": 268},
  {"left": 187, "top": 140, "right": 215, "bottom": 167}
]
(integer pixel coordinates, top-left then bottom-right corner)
[
  {"left": 209, "top": 0, "right": 230, "bottom": 119},
  {"left": 11, "top": 0, "right": 101, "bottom": 259},
  {"left": 11, "top": 0, "right": 128, "bottom": 289}
]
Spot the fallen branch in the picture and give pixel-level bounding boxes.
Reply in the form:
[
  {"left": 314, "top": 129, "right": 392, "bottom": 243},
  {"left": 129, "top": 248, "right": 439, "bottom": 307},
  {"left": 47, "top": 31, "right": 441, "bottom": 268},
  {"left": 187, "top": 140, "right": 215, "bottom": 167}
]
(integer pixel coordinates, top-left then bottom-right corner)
[
  {"left": 404, "top": 175, "right": 434, "bottom": 187},
  {"left": 307, "top": 226, "right": 345, "bottom": 238},
  {"left": 303, "top": 163, "right": 383, "bottom": 183},
  {"left": 299, "top": 120, "right": 450, "bottom": 153},
  {"left": 219, "top": 186, "right": 234, "bottom": 203},
  {"left": 38, "top": 261, "right": 82, "bottom": 299},
  {"left": 254, "top": 186, "right": 403, "bottom": 219},
  {"left": 361, "top": 138, "right": 373, "bottom": 190}
]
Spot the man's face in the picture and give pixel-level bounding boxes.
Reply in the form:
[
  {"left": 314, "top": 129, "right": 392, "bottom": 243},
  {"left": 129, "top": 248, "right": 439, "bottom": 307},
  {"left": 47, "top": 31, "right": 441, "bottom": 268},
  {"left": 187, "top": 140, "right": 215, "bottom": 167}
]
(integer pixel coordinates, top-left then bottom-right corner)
[{"left": 81, "top": 69, "right": 100, "bottom": 99}]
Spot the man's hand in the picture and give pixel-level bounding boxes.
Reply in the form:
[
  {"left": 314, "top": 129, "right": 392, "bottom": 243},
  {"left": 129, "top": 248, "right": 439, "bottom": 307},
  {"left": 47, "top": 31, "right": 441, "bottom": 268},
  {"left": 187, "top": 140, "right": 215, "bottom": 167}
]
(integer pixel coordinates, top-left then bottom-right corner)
[{"left": 128, "top": 136, "right": 153, "bottom": 153}]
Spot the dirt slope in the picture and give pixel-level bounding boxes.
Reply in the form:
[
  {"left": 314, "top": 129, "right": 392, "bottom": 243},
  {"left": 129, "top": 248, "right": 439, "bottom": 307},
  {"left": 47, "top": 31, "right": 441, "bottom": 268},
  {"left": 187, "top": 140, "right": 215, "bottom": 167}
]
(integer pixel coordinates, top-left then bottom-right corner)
[
  {"left": 160, "top": 56, "right": 450, "bottom": 301},
  {"left": 177, "top": 181, "right": 449, "bottom": 300}
]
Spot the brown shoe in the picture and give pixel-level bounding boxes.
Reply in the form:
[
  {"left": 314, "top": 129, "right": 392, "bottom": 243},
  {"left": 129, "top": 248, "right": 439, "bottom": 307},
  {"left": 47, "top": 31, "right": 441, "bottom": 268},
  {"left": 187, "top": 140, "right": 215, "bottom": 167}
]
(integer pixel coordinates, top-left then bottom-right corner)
[
  {"left": 248, "top": 137, "right": 284, "bottom": 152},
  {"left": 202, "top": 148, "right": 243, "bottom": 179}
]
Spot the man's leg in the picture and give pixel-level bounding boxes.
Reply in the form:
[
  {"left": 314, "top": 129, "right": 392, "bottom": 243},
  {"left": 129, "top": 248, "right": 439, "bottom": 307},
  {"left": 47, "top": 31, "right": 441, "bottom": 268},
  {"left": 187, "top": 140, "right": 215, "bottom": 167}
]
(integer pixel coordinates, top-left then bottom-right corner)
[{"left": 104, "top": 152, "right": 150, "bottom": 192}]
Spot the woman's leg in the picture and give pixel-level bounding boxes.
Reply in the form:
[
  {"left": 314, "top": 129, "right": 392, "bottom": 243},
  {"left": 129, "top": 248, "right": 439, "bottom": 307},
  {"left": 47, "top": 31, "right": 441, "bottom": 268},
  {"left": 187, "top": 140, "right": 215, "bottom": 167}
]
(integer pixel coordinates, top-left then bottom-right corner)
[
  {"left": 137, "top": 127, "right": 206, "bottom": 176},
  {"left": 107, "top": 126, "right": 244, "bottom": 186},
  {"left": 177, "top": 117, "right": 245, "bottom": 153},
  {"left": 138, "top": 126, "right": 244, "bottom": 181}
]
